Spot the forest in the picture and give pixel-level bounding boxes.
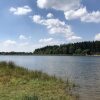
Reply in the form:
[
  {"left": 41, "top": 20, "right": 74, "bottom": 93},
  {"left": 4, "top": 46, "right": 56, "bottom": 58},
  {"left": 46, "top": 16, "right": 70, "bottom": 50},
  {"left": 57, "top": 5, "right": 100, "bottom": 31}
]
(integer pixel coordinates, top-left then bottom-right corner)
[
  {"left": 0, "top": 52, "right": 33, "bottom": 55},
  {"left": 34, "top": 41, "right": 100, "bottom": 55}
]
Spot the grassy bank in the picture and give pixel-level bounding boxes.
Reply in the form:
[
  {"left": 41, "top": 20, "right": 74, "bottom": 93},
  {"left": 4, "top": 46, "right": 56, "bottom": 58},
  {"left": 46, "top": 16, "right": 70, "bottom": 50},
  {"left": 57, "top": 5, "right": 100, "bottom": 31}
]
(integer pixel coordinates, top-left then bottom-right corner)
[{"left": 0, "top": 61, "right": 77, "bottom": 100}]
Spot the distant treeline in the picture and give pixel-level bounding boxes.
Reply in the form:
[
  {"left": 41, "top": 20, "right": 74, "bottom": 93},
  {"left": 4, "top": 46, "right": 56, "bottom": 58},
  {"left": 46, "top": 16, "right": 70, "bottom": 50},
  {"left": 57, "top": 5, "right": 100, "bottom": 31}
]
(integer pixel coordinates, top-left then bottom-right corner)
[
  {"left": 34, "top": 41, "right": 100, "bottom": 55},
  {"left": 0, "top": 52, "right": 33, "bottom": 55}
]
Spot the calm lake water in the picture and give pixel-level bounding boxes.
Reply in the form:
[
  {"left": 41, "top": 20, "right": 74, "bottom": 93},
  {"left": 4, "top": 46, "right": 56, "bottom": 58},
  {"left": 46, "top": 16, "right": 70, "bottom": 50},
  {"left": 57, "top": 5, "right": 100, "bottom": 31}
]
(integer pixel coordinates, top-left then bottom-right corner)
[{"left": 0, "top": 55, "right": 100, "bottom": 100}]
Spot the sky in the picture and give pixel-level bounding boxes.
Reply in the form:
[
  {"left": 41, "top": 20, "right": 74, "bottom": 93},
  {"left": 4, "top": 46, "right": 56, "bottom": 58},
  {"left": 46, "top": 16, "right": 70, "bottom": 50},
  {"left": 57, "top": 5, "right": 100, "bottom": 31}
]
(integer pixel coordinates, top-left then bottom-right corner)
[{"left": 0, "top": 0, "right": 100, "bottom": 52}]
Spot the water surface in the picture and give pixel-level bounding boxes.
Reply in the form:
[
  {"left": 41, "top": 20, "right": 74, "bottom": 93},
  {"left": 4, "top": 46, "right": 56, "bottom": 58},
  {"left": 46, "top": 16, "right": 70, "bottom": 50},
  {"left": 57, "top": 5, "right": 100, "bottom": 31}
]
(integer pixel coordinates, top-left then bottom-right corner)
[{"left": 0, "top": 55, "right": 100, "bottom": 100}]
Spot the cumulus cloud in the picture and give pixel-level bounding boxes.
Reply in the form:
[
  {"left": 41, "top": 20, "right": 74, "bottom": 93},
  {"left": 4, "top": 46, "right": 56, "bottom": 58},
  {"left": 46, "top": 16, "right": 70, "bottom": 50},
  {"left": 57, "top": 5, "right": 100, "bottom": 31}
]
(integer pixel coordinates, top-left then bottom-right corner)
[
  {"left": 37, "top": 0, "right": 80, "bottom": 11},
  {"left": 47, "top": 13, "right": 54, "bottom": 18},
  {"left": 67, "top": 36, "right": 82, "bottom": 42},
  {"left": 32, "top": 15, "right": 42, "bottom": 24},
  {"left": 37, "top": 0, "right": 100, "bottom": 23},
  {"left": 10, "top": 6, "right": 32, "bottom": 15},
  {"left": 3, "top": 40, "right": 16, "bottom": 46},
  {"left": 39, "top": 38, "right": 64, "bottom": 46},
  {"left": 32, "top": 15, "right": 82, "bottom": 41},
  {"left": 0, "top": 40, "right": 35, "bottom": 52},
  {"left": 0, "top": 39, "right": 61, "bottom": 52},
  {"left": 64, "top": 7, "right": 100, "bottom": 23},
  {"left": 81, "top": 11, "right": 100, "bottom": 23},
  {"left": 19, "top": 35, "right": 27, "bottom": 40},
  {"left": 64, "top": 7, "right": 87, "bottom": 20},
  {"left": 32, "top": 15, "right": 73, "bottom": 37},
  {"left": 95, "top": 33, "right": 100, "bottom": 41},
  {"left": 39, "top": 38, "right": 53, "bottom": 43},
  {"left": 19, "top": 34, "right": 31, "bottom": 40}
]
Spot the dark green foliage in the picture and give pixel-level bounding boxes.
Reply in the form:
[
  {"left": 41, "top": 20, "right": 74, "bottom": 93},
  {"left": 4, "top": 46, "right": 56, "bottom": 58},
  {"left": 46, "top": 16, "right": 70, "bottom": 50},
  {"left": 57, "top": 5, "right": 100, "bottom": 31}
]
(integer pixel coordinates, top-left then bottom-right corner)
[
  {"left": 0, "top": 52, "right": 33, "bottom": 55},
  {"left": 8, "top": 61, "right": 16, "bottom": 68},
  {"left": 34, "top": 41, "right": 100, "bottom": 55},
  {"left": 75, "top": 49, "right": 82, "bottom": 54}
]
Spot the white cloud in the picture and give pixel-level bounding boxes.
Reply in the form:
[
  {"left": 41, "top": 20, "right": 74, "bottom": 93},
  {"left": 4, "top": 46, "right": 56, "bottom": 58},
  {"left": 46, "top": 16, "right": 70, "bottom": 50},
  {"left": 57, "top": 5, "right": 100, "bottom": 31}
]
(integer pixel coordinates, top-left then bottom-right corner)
[
  {"left": 32, "top": 15, "right": 42, "bottom": 24},
  {"left": 37, "top": 0, "right": 100, "bottom": 23},
  {"left": 95, "top": 33, "right": 100, "bottom": 41},
  {"left": 0, "top": 40, "right": 35, "bottom": 52},
  {"left": 19, "top": 35, "right": 27, "bottom": 40},
  {"left": 81, "top": 11, "right": 100, "bottom": 23},
  {"left": 67, "top": 35, "right": 82, "bottom": 42},
  {"left": 39, "top": 38, "right": 53, "bottom": 43},
  {"left": 64, "top": 7, "right": 100, "bottom": 23},
  {"left": 32, "top": 15, "right": 82, "bottom": 41},
  {"left": 19, "top": 42, "right": 29, "bottom": 46},
  {"left": 64, "top": 7, "right": 87, "bottom": 20},
  {"left": 39, "top": 38, "right": 64, "bottom": 46},
  {"left": 37, "top": 0, "right": 80, "bottom": 11},
  {"left": 32, "top": 15, "right": 73, "bottom": 37},
  {"left": 47, "top": 13, "right": 54, "bottom": 18},
  {"left": 19, "top": 34, "right": 31, "bottom": 40},
  {"left": 3, "top": 40, "right": 16, "bottom": 46},
  {"left": 10, "top": 6, "right": 32, "bottom": 15},
  {"left": 0, "top": 39, "right": 61, "bottom": 52}
]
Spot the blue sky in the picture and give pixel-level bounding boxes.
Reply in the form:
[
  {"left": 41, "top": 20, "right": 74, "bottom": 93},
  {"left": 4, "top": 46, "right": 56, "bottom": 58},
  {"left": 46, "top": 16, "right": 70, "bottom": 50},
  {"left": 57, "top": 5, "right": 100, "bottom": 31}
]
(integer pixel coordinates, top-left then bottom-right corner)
[{"left": 0, "top": 0, "right": 100, "bottom": 52}]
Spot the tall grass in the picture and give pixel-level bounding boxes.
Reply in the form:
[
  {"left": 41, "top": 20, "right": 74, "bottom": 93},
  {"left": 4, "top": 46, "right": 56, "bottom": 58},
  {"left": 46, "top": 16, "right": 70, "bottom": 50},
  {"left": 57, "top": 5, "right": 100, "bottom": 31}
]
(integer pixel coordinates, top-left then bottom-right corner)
[
  {"left": 0, "top": 61, "right": 78, "bottom": 100},
  {"left": 22, "top": 96, "right": 38, "bottom": 100},
  {"left": 0, "top": 61, "right": 63, "bottom": 82}
]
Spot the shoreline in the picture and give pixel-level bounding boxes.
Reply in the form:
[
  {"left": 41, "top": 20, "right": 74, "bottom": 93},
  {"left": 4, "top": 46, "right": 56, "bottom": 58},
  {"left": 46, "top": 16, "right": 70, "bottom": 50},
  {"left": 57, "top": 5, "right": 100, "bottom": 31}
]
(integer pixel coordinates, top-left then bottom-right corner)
[
  {"left": 0, "top": 61, "right": 77, "bottom": 100},
  {"left": 0, "top": 54, "right": 100, "bottom": 56}
]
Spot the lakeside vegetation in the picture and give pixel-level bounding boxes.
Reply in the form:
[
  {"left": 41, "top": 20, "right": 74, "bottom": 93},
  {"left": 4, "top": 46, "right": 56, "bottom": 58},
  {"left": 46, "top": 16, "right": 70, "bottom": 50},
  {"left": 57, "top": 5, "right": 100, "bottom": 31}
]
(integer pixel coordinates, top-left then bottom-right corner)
[
  {"left": 0, "top": 52, "right": 33, "bottom": 55},
  {"left": 0, "top": 61, "right": 77, "bottom": 100},
  {"left": 34, "top": 41, "right": 100, "bottom": 55},
  {"left": 0, "top": 41, "right": 99, "bottom": 56}
]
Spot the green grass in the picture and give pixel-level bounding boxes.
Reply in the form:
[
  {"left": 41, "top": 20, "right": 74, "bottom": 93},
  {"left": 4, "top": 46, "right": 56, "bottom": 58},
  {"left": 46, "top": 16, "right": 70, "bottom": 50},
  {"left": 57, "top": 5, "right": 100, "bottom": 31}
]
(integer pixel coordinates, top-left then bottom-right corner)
[{"left": 0, "top": 61, "right": 78, "bottom": 100}]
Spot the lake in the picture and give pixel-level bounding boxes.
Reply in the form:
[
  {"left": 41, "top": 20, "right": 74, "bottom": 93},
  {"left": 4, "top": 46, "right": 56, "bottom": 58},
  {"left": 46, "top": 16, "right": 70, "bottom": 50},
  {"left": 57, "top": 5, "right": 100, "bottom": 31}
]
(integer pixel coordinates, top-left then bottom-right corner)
[{"left": 0, "top": 55, "right": 100, "bottom": 100}]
